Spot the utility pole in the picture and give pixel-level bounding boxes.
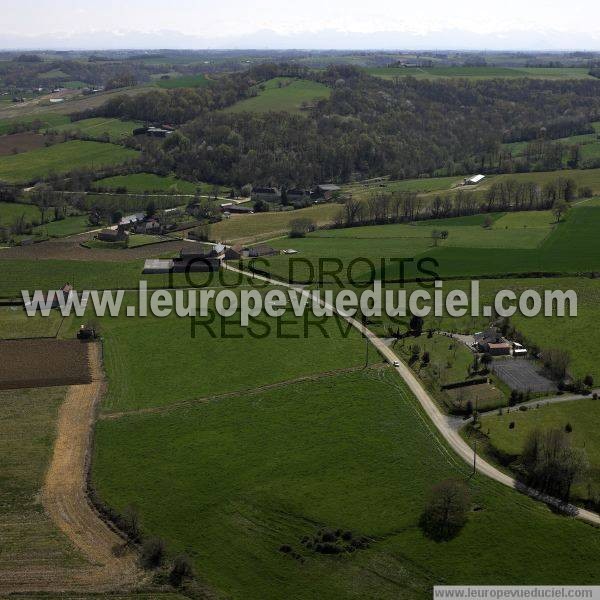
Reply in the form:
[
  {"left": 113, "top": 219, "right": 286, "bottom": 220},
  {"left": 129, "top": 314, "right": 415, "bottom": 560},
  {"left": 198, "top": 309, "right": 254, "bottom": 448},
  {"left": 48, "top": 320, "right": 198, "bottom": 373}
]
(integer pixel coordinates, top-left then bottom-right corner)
[{"left": 472, "top": 440, "right": 477, "bottom": 476}]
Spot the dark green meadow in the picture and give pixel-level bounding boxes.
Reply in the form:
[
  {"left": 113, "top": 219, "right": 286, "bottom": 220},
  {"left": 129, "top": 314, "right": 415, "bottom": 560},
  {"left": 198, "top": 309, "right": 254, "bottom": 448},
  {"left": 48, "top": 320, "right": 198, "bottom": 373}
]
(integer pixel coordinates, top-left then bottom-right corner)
[
  {"left": 93, "top": 370, "right": 600, "bottom": 600},
  {"left": 265, "top": 204, "right": 599, "bottom": 283}
]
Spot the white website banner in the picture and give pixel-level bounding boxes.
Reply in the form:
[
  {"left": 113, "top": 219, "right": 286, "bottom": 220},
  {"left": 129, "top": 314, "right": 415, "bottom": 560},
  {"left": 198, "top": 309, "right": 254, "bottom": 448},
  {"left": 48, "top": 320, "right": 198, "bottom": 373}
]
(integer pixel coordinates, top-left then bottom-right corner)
[{"left": 434, "top": 587, "right": 600, "bottom": 600}]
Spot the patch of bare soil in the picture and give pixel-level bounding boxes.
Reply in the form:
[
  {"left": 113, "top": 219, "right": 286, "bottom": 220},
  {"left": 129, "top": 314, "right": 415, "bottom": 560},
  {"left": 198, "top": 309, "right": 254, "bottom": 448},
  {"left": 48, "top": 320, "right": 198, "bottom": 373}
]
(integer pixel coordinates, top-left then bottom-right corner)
[
  {"left": 0, "top": 339, "right": 91, "bottom": 390},
  {"left": 0, "top": 132, "right": 46, "bottom": 156}
]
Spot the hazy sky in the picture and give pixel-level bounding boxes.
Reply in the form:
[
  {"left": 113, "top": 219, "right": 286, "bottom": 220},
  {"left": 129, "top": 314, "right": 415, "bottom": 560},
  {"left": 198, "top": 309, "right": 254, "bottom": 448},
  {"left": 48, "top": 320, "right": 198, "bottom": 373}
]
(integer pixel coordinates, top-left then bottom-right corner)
[{"left": 2, "top": 0, "right": 600, "bottom": 49}]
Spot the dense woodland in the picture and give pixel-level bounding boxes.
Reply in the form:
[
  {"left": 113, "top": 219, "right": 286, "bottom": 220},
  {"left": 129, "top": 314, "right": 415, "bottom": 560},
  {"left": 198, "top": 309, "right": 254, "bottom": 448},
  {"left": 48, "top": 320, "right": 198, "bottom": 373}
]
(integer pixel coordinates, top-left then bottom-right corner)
[{"left": 83, "top": 64, "right": 600, "bottom": 187}]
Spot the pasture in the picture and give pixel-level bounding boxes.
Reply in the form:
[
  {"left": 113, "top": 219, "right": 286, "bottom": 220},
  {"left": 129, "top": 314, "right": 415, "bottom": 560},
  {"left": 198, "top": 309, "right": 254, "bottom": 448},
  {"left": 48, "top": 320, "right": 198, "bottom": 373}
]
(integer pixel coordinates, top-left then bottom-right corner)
[
  {"left": 265, "top": 207, "right": 560, "bottom": 282},
  {"left": 93, "top": 173, "right": 201, "bottom": 194},
  {"left": 225, "top": 77, "right": 331, "bottom": 115},
  {"left": 50, "top": 117, "right": 141, "bottom": 141},
  {"left": 78, "top": 297, "right": 376, "bottom": 414},
  {"left": 0, "top": 140, "right": 139, "bottom": 183},
  {"left": 93, "top": 369, "right": 600, "bottom": 600},
  {"left": 212, "top": 203, "right": 341, "bottom": 243},
  {"left": 342, "top": 175, "right": 464, "bottom": 199},
  {"left": 0, "top": 201, "right": 41, "bottom": 224},
  {"left": 35, "top": 214, "right": 95, "bottom": 238},
  {"left": 0, "top": 112, "right": 70, "bottom": 135}
]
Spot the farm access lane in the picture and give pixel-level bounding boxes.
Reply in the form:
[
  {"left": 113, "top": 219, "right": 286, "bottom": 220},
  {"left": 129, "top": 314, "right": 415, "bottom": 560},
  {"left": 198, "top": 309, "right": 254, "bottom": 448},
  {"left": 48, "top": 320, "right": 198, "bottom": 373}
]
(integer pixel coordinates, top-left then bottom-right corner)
[
  {"left": 40, "top": 342, "right": 145, "bottom": 592},
  {"left": 224, "top": 263, "right": 600, "bottom": 528},
  {"left": 448, "top": 387, "right": 600, "bottom": 431}
]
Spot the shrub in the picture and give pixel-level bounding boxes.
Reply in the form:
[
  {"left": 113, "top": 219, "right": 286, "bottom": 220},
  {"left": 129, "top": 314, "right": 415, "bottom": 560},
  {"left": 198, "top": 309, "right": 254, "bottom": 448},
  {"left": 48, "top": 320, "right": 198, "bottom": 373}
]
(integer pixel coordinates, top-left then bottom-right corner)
[
  {"left": 509, "top": 421, "right": 515, "bottom": 429},
  {"left": 565, "top": 422, "right": 573, "bottom": 433},
  {"left": 169, "top": 555, "right": 194, "bottom": 587},
  {"left": 140, "top": 536, "right": 166, "bottom": 569},
  {"left": 289, "top": 217, "right": 316, "bottom": 238}
]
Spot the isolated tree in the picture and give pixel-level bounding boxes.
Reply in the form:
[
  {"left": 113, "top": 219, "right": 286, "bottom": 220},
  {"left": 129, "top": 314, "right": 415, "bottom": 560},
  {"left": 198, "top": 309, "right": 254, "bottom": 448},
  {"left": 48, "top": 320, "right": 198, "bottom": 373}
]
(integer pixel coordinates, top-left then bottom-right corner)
[
  {"left": 552, "top": 199, "right": 569, "bottom": 223},
  {"left": 419, "top": 479, "right": 471, "bottom": 541}
]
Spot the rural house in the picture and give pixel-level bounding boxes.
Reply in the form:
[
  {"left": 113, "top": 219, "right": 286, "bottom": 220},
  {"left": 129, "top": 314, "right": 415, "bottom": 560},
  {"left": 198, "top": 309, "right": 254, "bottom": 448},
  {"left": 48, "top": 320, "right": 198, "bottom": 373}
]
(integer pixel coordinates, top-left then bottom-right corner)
[
  {"left": 142, "top": 244, "right": 225, "bottom": 274},
  {"left": 220, "top": 203, "right": 254, "bottom": 214},
  {"left": 474, "top": 327, "right": 511, "bottom": 356},
  {"left": 314, "top": 183, "right": 341, "bottom": 201},
  {"left": 119, "top": 213, "right": 146, "bottom": 230},
  {"left": 251, "top": 187, "right": 281, "bottom": 202}
]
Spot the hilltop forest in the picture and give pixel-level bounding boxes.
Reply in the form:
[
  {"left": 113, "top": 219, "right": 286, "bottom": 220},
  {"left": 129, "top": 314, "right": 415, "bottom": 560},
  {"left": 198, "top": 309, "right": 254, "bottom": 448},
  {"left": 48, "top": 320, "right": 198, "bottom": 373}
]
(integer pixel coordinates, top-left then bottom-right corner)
[{"left": 80, "top": 64, "right": 600, "bottom": 187}]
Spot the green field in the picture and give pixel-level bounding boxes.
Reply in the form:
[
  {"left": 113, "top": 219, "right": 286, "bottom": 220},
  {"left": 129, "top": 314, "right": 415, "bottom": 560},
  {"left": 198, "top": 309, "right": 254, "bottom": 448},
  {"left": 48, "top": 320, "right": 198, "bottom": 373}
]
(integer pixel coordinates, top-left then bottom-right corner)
[
  {"left": 93, "top": 173, "right": 200, "bottom": 194},
  {"left": 93, "top": 369, "right": 600, "bottom": 599},
  {"left": 50, "top": 117, "right": 141, "bottom": 141},
  {"left": 367, "top": 66, "right": 594, "bottom": 80},
  {"left": 0, "top": 387, "right": 84, "bottom": 573},
  {"left": 478, "top": 398, "right": 600, "bottom": 503},
  {"left": 342, "top": 176, "right": 465, "bottom": 199},
  {"left": 0, "top": 305, "right": 65, "bottom": 338},
  {"left": 418, "top": 204, "right": 600, "bottom": 279},
  {"left": 0, "top": 201, "right": 41, "bottom": 225},
  {"left": 34, "top": 214, "right": 95, "bottom": 238},
  {"left": 265, "top": 207, "right": 561, "bottom": 282},
  {"left": 264, "top": 204, "right": 600, "bottom": 283},
  {"left": 0, "top": 259, "right": 256, "bottom": 299},
  {"left": 212, "top": 203, "right": 341, "bottom": 243},
  {"left": 155, "top": 74, "right": 211, "bottom": 89},
  {"left": 0, "top": 140, "right": 139, "bottom": 183},
  {"left": 0, "top": 113, "right": 71, "bottom": 136},
  {"left": 225, "top": 77, "right": 331, "bottom": 115},
  {"left": 80, "top": 299, "right": 375, "bottom": 414}
]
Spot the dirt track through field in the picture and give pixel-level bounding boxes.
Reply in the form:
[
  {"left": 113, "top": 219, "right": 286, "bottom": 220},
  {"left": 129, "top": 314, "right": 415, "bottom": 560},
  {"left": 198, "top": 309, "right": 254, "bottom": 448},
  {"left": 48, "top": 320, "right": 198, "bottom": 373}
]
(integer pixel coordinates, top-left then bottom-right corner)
[{"left": 0, "top": 343, "right": 144, "bottom": 595}]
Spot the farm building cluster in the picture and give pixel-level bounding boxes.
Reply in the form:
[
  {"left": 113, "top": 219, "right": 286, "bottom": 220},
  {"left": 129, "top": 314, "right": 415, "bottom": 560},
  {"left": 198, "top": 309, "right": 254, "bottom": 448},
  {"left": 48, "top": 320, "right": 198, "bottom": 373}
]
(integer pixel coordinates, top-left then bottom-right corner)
[
  {"left": 473, "top": 327, "right": 527, "bottom": 356},
  {"left": 142, "top": 243, "right": 280, "bottom": 274}
]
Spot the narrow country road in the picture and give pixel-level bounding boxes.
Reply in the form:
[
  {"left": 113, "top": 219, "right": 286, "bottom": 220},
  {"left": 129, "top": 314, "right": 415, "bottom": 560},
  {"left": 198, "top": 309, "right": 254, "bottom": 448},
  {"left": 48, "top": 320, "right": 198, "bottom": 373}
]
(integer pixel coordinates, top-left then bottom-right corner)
[{"left": 225, "top": 264, "right": 600, "bottom": 527}]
